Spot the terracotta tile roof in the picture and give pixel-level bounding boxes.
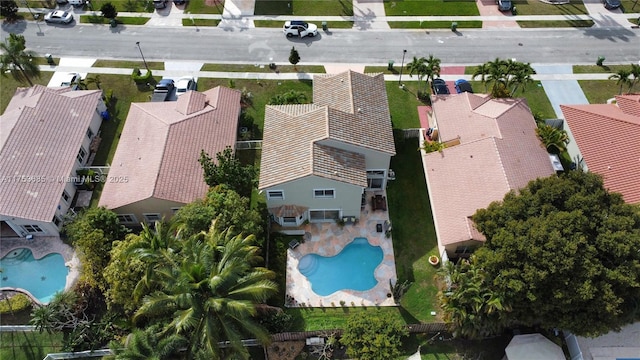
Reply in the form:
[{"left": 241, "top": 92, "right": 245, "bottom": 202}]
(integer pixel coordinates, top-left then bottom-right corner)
[
  {"left": 259, "top": 71, "right": 394, "bottom": 190},
  {"left": 98, "top": 87, "right": 241, "bottom": 209},
  {"left": 270, "top": 204, "right": 309, "bottom": 217},
  {"left": 0, "top": 86, "right": 103, "bottom": 222},
  {"left": 561, "top": 99, "right": 640, "bottom": 204},
  {"left": 425, "top": 95, "right": 555, "bottom": 247}
]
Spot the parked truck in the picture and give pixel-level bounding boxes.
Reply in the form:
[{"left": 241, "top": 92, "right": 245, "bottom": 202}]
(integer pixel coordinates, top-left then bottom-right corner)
[{"left": 151, "top": 79, "right": 175, "bottom": 102}]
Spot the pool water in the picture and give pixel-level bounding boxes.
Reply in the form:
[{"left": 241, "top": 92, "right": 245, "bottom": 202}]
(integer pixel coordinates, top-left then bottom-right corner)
[
  {"left": 298, "top": 237, "right": 383, "bottom": 296},
  {"left": 0, "top": 248, "right": 68, "bottom": 304}
]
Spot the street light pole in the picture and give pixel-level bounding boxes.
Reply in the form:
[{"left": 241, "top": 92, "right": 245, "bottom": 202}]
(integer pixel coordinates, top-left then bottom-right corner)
[
  {"left": 398, "top": 49, "right": 407, "bottom": 87},
  {"left": 135, "top": 42, "right": 149, "bottom": 72}
]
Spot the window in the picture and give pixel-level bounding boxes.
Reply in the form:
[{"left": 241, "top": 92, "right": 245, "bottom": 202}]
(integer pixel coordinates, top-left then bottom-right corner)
[
  {"left": 309, "top": 210, "right": 340, "bottom": 222},
  {"left": 454, "top": 246, "right": 475, "bottom": 255},
  {"left": 367, "top": 170, "right": 386, "bottom": 189},
  {"left": 86, "top": 128, "right": 94, "bottom": 139},
  {"left": 53, "top": 216, "right": 61, "bottom": 227},
  {"left": 171, "top": 207, "right": 182, "bottom": 214},
  {"left": 282, "top": 217, "right": 297, "bottom": 225},
  {"left": 313, "top": 189, "right": 335, "bottom": 198},
  {"left": 143, "top": 213, "right": 161, "bottom": 223},
  {"left": 77, "top": 147, "right": 87, "bottom": 164},
  {"left": 61, "top": 190, "right": 70, "bottom": 203},
  {"left": 22, "top": 225, "right": 44, "bottom": 233},
  {"left": 267, "top": 190, "right": 284, "bottom": 200},
  {"left": 117, "top": 214, "right": 138, "bottom": 224}
]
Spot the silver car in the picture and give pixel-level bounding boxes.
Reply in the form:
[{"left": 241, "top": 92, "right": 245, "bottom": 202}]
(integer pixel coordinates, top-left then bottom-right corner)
[{"left": 44, "top": 10, "right": 74, "bottom": 24}]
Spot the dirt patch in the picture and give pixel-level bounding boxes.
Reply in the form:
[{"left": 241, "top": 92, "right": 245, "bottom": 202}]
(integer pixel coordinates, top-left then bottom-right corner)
[{"left": 267, "top": 341, "right": 305, "bottom": 360}]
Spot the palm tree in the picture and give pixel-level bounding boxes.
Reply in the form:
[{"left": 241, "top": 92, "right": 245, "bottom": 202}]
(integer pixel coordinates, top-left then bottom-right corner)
[
  {"left": 628, "top": 63, "right": 640, "bottom": 92},
  {"left": 609, "top": 69, "right": 632, "bottom": 95},
  {"left": 113, "top": 328, "right": 186, "bottom": 360},
  {"left": 509, "top": 62, "right": 536, "bottom": 96},
  {"left": 535, "top": 124, "right": 569, "bottom": 153},
  {"left": 486, "top": 58, "right": 509, "bottom": 97},
  {"left": 0, "top": 34, "right": 41, "bottom": 86},
  {"left": 133, "top": 221, "right": 278, "bottom": 360},
  {"left": 86, "top": 75, "right": 102, "bottom": 89},
  {"left": 406, "top": 56, "right": 427, "bottom": 91},
  {"left": 472, "top": 63, "right": 490, "bottom": 92},
  {"left": 424, "top": 54, "right": 442, "bottom": 86}
]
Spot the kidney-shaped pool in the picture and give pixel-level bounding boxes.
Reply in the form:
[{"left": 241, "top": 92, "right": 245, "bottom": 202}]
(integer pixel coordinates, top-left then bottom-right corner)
[{"left": 297, "top": 237, "right": 383, "bottom": 296}]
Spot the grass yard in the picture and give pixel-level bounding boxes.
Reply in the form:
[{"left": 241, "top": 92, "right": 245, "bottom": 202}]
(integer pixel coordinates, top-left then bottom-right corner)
[
  {"left": 1, "top": 73, "right": 54, "bottom": 114},
  {"left": 182, "top": 18, "right": 221, "bottom": 26},
  {"left": 517, "top": 20, "right": 594, "bottom": 27},
  {"left": 573, "top": 64, "right": 637, "bottom": 73},
  {"left": 86, "top": 0, "right": 155, "bottom": 12},
  {"left": 386, "top": 82, "right": 427, "bottom": 129},
  {"left": 254, "top": 20, "right": 354, "bottom": 28},
  {"left": 184, "top": 0, "right": 225, "bottom": 14},
  {"left": 254, "top": 0, "right": 354, "bottom": 16},
  {"left": 514, "top": 81, "right": 556, "bottom": 119},
  {"left": 81, "top": 15, "right": 150, "bottom": 25},
  {"left": 388, "top": 20, "right": 482, "bottom": 29},
  {"left": 92, "top": 60, "right": 165, "bottom": 70},
  {"left": 510, "top": 0, "right": 588, "bottom": 15},
  {"left": 201, "top": 63, "right": 325, "bottom": 73},
  {"left": 384, "top": 0, "right": 480, "bottom": 16},
  {"left": 398, "top": 333, "right": 512, "bottom": 359},
  {"left": 0, "top": 331, "right": 63, "bottom": 360},
  {"left": 578, "top": 80, "right": 625, "bottom": 104}
]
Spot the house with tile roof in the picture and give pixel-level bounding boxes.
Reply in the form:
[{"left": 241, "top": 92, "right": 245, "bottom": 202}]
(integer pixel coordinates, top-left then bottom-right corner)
[
  {"left": 560, "top": 95, "right": 640, "bottom": 204},
  {"left": 422, "top": 93, "right": 555, "bottom": 258},
  {"left": 0, "top": 85, "right": 105, "bottom": 239},
  {"left": 98, "top": 87, "right": 241, "bottom": 225},
  {"left": 259, "top": 71, "right": 395, "bottom": 227}
]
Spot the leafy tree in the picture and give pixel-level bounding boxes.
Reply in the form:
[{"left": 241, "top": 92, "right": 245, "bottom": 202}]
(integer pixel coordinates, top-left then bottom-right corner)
[
  {"left": 289, "top": 46, "right": 300, "bottom": 68},
  {"left": 0, "top": 33, "right": 41, "bottom": 86},
  {"left": 172, "top": 184, "right": 265, "bottom": 239},
  {"left": 100, "top": 2, "right": 118, "bottom": 19},
  {"left": 133, "top": 222, "right": 278, "bottom": 360},
  {"left": 472, "top": 171, "right": 640, "bottom": 337},
  {"left": 438, "top": 260, "right": 511, "bottom": 339},
  {"left": 609, "top": 68, "right": 632, "bottom": 95},
  {"left": 340, "top": 311, "right": 409, "bottom": 360},
  {"left": 268, "top": 90, "right": 308, "bottom": 105},
  {"left": 535, "top": 124, "right": 569, "bottom": 153},
  {"left": 102, "top": 234, "right": 147, "bottom": 316},
  {"left": 199, "top": 147, "right": 257, "bottom": 197},
  {"left": 0, "top": 1, "right": 19, "bottom": 22}
]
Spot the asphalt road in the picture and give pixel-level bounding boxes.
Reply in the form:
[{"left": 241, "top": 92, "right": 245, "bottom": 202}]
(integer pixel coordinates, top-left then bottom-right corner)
[{"left": 2, "top": 21, "right": 639, "bottom": 65}]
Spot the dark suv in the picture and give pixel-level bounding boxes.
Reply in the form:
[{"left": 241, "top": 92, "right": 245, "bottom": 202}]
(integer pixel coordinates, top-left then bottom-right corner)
[
  {"left": 432, "top": 78, "right": 450, "bottom": 95},
  {"left": 153, "top": 0, "right": 168, "bottom": 9}
]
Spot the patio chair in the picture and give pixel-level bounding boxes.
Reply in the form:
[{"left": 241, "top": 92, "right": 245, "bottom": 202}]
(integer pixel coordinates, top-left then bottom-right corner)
[{"left": 289, "top": 239, "right": 300, "bottom": 250}]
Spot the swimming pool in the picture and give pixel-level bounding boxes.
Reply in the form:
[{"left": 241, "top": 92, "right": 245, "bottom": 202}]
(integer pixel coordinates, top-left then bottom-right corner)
[
  {"left": 298, "top": 237, "right": 383, "bottom": 296},
  {"left": 0, "top": 248, "right": 68, "bottom": 304}
]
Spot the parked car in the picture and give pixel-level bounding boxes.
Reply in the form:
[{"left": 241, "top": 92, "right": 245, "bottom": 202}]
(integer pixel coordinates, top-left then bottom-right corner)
[
  {"left": 283, "top": 21, "right": 318, "bottom": 38},
  {"left": 152, "top": 79, "right": 175, "bottom": 102},
  {"left": 496, "top": 0, "right": 512, "bottom": 11},
  {"left": 432, "top": 78, "right": 450, "bottom": 95},
  {"left": 454, "top": 79, "right": 473, "bottom": 94},
  {"left": 44, "top": 10, "right": 74, "bottom": 24},
  {"left": 68, "top": 0, "right": 85, "bottom": 6},
  {"left": 602, "top": 0, "right": 621, "bottom": 9},
  {"left": 173, "top": 0, "right": 186, "bottom": 4},
  {"left": 176, "top": 76, "right": 197, "bottom": 95},
  {"left": 153, "top": 0, "right": 168, "bottom": 9}
]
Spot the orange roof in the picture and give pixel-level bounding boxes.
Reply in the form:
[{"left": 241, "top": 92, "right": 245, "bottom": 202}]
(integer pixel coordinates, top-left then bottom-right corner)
[
  {"left": 425, "top": 94, "right": 555, "bottom": 247},
  {"left": 561, "top": 95, "right": 640, "bottom": 204},
  {"left": 99, "top": 87, "right": 241, "bottom": 209}
]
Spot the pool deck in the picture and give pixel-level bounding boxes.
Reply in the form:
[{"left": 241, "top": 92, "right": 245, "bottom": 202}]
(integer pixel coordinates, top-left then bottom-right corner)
[
  {"left": 0, "top": 236, "right": 80, "bottom": 302},
  {"left": 285, "top": 190, "right": 397, "bottom": 308}
]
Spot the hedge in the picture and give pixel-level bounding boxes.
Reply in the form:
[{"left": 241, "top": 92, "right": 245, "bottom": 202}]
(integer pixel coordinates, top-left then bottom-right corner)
[{"left": 0, "top": 294, "right": 32, "bottom": 314}]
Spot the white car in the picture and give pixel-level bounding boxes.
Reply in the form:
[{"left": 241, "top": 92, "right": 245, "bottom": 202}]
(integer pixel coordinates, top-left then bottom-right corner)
[
  {"left": 283, "top": 21, "right": 318, "bottom": 38},
  {"left": 44, "top": 10, "right": 74, "bottom": 24},
  {"left": 60, "top": 73, "right": 81, "bottom": 88},
  {"left": 175, "top": 76, "right": 197, "bottom": 95}
]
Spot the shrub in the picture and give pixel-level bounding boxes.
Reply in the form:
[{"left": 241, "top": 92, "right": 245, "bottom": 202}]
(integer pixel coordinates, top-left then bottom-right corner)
[
  {"left": 100, "top": 2, "right": 118, "bottom": 19},
  {"left": 0, "top": 294, "right": 32, "bottom": 314},
  {"left": 131, "top": 68, "right": 153, "bottom": 83}
]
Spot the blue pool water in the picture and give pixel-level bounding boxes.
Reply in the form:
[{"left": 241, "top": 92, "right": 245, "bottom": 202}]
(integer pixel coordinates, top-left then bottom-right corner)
[
  {"left": 0, "top": 248, "right": 68, "bottom": 304},
  {"left": 298, "top": 238, "right": 383, "bottom": 296}
]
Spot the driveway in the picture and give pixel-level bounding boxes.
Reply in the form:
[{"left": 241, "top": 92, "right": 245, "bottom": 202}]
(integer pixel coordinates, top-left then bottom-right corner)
[
  {"left": 533, "top": 64, "right": 589, "bottom": 117},
  {"left": 476, "top": 0, "right": 519, "bottom": 28}
]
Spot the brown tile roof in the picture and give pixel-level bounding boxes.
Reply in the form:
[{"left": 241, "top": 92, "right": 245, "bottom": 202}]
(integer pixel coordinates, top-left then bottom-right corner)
[
  {"left": 270, "top": 204, "right": 309, "bottom": 217},
  {"left": 98, "top": 87, "right": 241, "bottom": 209},
  {"left": 0, "top": 86, "right": 102, "bottom": 222},
  {"left": 561, "top": 98, "right": 640, "bottom": 204},
  {"left": 259, "top": 71, "right": 393, "bottom": 189},
  {"left": 425, "top": 94, "right": 555, "bottom": 246}
]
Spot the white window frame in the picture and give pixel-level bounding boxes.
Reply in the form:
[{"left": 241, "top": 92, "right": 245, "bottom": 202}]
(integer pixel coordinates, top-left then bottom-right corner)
[
  {"left": 22, "top": 224, "right": 44, "bottom": 233},
  {"left": 313, "top": 189, "right": 335, "bottom": 199},
  {"left": 86, "top": 127, "right": 94, "bottom": 139},
  {"left": 61, "top": 190, "right": 71, "bottom": 203},
  {"left": 367, "top": 169, "right": 386, "bottom": 190},
  {"left": 143, "top": 213, "right": 161, "bottom": 223},
  {"left": 77, "top": 147, "right": 87, "bottom": 164},
  {"left": 117, "top": 214, "right": 138, "bottom": 225},
  {"left": 309, "top": 209, "right": 341, "bottom": 223},
  {"left": 267, "top": 190, "right": 284, "bottom": 200}
]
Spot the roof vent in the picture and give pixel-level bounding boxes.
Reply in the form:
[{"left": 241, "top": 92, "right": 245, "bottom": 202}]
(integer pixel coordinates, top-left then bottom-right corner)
[{"left": 357, "top": 108, "right": 362, "bottom": 113}]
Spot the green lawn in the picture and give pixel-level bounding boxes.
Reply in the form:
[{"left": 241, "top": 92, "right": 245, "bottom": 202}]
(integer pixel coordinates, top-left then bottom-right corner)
[
  {"left": 0, "top": 331, "right": 63, "bottom": 360},
  {"left": 184, "top": 0, "right": 225, "bottom": 14},
  {"left": 81, "top": 15, "right": 150, "bottom": 25},
  {"left": 1, "top": 73, "right": 54, "bottom": 114},
  {"left": 578, "top": 80, "right": 625, "bottom": 104},
  {"left": 88, "top": 0, "right": 155, "bottom": 12},
  {"left": 182, "top": 18, "right": 221, "bottom": 27},
  {"left": 388, "top": 20, "right": 482, "bottom": 29},
  {"left": 254, "top": 0, "right": 353, "bottom": 16},
  {"left": 201, "top": 63, "right": 325, "bottom": 73},
  {"left": 384, "top": 0, "right": 480, "bottom": 16},
  {"left": 517, "top": 20, "right": 594, "bottom": 28},
  {"left": 510, "top": 0, "right": 588, "bottom": 15},
  {"left": 254, "top": 20, "right": 354, "bottom": 28},
  {"left": 387, "top": 82, "right": 427, "bottom": 129},
  {"left": 515, "top": 81, "right": 556, "bottom": 119},
  {"left": 573, "top": 64, "right": 636, "bottom": 74},
  {"left": 92, "top": 60, "right": 165, "bottom": 70},
  {"left": 398, "top": 333, "right": 512, "bottom": 359}
]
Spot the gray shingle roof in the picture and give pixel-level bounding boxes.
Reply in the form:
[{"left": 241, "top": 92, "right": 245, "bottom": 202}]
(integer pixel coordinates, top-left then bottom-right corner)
[{"left": 0, "top": 86, "right": 103, "bottom": 222}]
